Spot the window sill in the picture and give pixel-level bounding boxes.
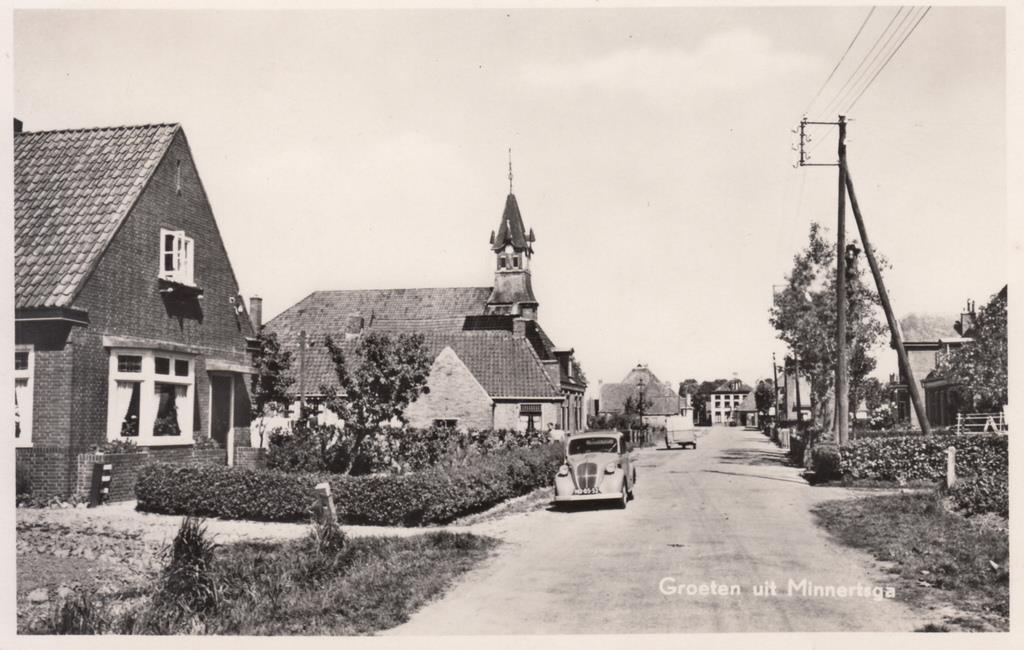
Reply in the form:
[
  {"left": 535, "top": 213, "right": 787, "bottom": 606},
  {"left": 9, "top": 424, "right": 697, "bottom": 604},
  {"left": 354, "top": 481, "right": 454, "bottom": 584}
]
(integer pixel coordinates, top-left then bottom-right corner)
[
  {"left": 15, "top": 439, "right": 33, "bottom": 449},
  {"left": 157, "top": 278, "right": 204, "bottom": 298}
]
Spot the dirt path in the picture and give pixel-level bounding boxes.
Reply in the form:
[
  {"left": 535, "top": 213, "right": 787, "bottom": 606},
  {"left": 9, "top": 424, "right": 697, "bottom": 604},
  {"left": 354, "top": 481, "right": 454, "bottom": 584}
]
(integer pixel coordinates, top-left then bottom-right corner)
[{"left": 388, "top": 426, "right": 929, "bottom": 634}]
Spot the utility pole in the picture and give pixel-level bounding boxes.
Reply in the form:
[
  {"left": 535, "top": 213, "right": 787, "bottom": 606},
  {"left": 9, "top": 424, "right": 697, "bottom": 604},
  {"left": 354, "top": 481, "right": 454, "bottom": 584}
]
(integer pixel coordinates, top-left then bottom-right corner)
[
  {"left": 797, "top": 115, "right": 850, "bottom": 445},
  {"left": 771, "top": 352, "right": 782, "bottom": 429},
  {"left": 793, "top": 353, "right": 804, "bottom": 426},
  {"left": 298, "top": 329, "right": 307, "bottom": 414},
  {"left": 844, "top": 167, "right": 931, "bottom": 435}
]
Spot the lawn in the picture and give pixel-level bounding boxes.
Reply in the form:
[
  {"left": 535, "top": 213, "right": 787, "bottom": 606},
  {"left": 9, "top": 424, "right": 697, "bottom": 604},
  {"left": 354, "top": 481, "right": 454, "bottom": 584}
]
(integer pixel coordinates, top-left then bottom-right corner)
[
  {"left": 28, "top": 520, "right": 499, "bottom": 635},
  {"left": 812, "top": 492, "right": 1008, "bottom": 631}
]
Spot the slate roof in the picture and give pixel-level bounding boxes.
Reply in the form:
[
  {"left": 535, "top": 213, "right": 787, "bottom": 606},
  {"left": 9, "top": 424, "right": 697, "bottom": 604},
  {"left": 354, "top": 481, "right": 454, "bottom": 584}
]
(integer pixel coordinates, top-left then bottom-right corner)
[
  {"left": 490, "top": 193, "right": 534, "bottom": 252},
  {"left": 14, "top": 124, "right": 180, "bottom": 309},
  {"left": 898, "top": 313, "right": 960, "bottom": 343}
]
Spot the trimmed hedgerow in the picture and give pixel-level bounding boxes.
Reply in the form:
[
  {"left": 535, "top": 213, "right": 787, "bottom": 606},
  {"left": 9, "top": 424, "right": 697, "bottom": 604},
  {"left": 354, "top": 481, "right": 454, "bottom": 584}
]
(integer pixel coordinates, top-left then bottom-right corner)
[
  {"left": 838, "top": 433, "right": 1006, "bottom": 483},
  {"left": 136, "top": 444, "right": 563, "bottom": 525},
  {"left": 948, "top": 471, "right": 1009, "bottom": 518}
]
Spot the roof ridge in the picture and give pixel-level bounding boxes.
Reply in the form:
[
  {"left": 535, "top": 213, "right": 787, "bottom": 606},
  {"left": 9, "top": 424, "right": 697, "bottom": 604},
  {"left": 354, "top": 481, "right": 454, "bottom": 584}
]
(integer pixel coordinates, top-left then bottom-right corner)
[
  {"left": 311, "top": 286, "right": 492, "bottom": 294},
  {"left": 16, "top": 122, "right": 180, "bottom": 136}
]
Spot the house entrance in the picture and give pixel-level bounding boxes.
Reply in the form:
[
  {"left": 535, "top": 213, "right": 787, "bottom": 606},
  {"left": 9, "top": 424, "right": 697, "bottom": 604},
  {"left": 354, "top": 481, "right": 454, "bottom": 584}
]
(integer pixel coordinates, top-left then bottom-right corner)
[{"left": 210, "top": 374, "right": 234, "bottom": 465}]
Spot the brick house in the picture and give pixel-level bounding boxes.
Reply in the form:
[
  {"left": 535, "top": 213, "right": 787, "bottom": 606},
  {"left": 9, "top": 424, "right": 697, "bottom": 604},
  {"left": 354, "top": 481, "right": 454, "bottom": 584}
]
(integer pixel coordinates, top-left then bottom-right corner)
[
  {"left": 14, "top": 121, "right": 256, "bottom": 497},
  {"left": 597, "top": 364, "right": 689, "bottom": 428},
  {"left": 891, "top": 311, "right": 972, "bottom": 429},
  {"left": 262, "top": 188, "right": 586, "bottom": 435}
]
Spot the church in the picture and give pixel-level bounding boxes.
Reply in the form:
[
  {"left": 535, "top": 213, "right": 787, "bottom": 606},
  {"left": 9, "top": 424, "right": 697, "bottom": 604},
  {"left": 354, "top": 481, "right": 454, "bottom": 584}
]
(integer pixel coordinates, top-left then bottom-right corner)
[{"left": 262, "top": 184, "right": 587, "bottom": 434}]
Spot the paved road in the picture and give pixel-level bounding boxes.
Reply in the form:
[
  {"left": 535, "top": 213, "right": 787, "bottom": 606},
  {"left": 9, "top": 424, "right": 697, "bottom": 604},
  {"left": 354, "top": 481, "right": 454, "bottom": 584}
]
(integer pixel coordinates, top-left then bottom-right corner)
[{"left": 390, "top": 426, "right": 926, "bottom": 634}]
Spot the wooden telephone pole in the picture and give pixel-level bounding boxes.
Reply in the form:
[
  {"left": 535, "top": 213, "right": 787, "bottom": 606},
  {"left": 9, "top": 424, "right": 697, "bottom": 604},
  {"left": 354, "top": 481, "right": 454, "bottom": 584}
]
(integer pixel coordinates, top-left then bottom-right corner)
[{"left": 797, "top": 116, "right": 931, "bottom": 438}]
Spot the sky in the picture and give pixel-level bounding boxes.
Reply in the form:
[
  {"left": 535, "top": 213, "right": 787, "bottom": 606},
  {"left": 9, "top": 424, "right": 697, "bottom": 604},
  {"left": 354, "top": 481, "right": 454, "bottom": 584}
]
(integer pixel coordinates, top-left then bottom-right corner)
[{"left": 11, "top": 6, "right": 1008, "bottom": 396}]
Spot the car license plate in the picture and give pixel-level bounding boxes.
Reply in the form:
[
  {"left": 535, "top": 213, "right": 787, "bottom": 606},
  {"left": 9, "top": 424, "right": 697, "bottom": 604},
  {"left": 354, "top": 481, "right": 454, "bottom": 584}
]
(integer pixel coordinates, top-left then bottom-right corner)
[{"left": 573, "top": 488, "right": 601, "bottom": 495}]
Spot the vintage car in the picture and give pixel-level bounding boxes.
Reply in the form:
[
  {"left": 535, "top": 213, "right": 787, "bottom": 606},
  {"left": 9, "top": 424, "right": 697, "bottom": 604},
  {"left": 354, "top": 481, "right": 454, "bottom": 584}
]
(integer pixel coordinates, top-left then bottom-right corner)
[
  {"left": 553, "top": 431, "right": 635, "bottom": 509},
  {"left": 664, "top": 415, "right": 697, "bottom": 449}
]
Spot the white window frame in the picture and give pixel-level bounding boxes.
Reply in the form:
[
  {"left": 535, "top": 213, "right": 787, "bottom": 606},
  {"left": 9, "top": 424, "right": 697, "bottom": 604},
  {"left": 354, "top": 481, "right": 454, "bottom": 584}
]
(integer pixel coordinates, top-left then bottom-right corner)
[
  {"left": 14, "top": 344, "right": 34, "bottom": 448},
  {"left": 107, "top": 348, "right": 196, "bottom": 446},
  {"left": 159, "top": 228, "right": 195, "bottom": 286}
]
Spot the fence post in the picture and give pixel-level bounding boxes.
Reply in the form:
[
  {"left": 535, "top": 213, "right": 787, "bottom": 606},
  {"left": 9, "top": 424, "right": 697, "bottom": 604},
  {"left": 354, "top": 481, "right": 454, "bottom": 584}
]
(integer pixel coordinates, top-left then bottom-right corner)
[
  {"left": 88, "top": 462, "right": 112, "bottom": 507},
  {"left": 956, "top": 412, "right": 963, "bottom": 435},
  {"left": 315, "top": 482, "right": 337, "bottom": 525},
  {"left": 946, "top": 446, "right": 957, "bottom": 489}
]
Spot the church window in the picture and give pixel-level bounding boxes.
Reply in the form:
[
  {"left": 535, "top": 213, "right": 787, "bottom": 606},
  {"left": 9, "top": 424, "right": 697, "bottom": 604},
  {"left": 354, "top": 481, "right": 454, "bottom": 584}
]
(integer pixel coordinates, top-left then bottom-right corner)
[
  {"left": 498, "top": 256, "right": 507, "bottom": 270},
  {"left": 512, "top": 255, "right": 521, "bottom": 269}
]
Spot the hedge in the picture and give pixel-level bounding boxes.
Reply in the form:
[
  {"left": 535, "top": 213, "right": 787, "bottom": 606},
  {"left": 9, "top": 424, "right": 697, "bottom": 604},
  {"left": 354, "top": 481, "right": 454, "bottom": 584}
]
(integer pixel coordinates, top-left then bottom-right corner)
[
  {"left": 948, "top": 471, "right": 1009, "bottom": 518},
  {"left": 137, "top": 444, "right": 563, "bottom": 525},
  {"left": 838, "top": 433, "right": 1007, "bottom": 483}
]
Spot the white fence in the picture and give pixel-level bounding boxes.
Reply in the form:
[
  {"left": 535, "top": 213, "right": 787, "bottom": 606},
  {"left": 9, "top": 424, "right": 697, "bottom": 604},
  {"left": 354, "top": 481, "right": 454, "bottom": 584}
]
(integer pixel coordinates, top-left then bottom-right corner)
[{"left": 955, "top": 410, "right": 1007, "bottom": 435}]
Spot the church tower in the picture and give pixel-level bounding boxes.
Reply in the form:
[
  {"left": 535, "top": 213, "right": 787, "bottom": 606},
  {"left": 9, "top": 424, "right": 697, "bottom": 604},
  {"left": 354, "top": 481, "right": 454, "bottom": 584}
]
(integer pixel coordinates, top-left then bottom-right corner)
[{"left": 486, "top": 157, "right": 538, "bottom": 319}]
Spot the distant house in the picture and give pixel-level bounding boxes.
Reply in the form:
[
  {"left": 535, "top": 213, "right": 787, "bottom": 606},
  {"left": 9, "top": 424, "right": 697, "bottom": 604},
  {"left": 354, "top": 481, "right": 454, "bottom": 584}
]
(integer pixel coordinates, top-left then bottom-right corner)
[
  {"left": 735, "top": 391, "right": 759, "bottom": 428},
  {"left": 598, "top": 364, "right": 690, "bottom": 428},
  {"left": 708, "top": 379, "right": 752, "bottom": 425},
  {"left": 262, "top": 187, "right": 586, "bottom": 436},
  {"left": 892, "top": 310, "right": 973, "bottom": 429},
  {"left": 14, "top": 121, "right": 256, "bottom": 496}
]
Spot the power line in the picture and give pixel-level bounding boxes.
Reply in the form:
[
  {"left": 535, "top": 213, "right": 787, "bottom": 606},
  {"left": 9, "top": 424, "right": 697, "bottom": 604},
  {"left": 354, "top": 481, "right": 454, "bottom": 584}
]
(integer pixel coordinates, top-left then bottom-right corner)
[
  {"left": 802, "top": 6, "right": 877, "bottom": 118},
  {"left": 816, "top": 6, "right": 906, "bottom": 119},
  {"left": 831, "top": 6, "right": 921, "bottom": 115},
  {"left": 845, "top": 6, "right": 932, "bottom": 111}
]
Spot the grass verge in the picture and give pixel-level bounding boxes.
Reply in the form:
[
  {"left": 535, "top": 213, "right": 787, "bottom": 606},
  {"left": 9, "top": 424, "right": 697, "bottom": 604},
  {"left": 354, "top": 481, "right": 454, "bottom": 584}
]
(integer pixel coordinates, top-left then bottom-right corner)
[
  {"left": 30, "top": 523, "right": 498, "bottom": 635},
  {"left": 812, "top": 491, "right": 1008, "bottom": 631}
]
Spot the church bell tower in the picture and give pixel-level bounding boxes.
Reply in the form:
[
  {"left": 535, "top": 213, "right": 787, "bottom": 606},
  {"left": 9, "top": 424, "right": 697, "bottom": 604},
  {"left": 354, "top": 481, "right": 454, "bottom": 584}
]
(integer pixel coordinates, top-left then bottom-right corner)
[{"left": 486, "top": 153, "right": 538, "bottom": 319}]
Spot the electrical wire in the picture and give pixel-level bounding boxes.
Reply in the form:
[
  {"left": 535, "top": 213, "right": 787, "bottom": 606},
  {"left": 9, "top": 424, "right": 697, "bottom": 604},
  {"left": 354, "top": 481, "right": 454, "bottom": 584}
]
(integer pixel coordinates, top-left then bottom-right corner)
[
  {"left": 802, "top": 6, "right": 877, "bottom": 118},
  {"left": 817, "top": 6, "right": 907, "bottom": 119},
  {"left": 830, "top": 6, "right": 921, "bottom": 115},
  {"left": 845, "top": 6, "right": 932, "bottom": 112}
]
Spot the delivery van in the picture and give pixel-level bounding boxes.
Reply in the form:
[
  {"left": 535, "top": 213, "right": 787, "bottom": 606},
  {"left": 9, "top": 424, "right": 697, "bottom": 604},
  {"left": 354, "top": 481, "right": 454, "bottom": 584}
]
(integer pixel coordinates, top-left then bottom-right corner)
[{"left": 664, "top": 415, "right": 697, "bottom": 449}]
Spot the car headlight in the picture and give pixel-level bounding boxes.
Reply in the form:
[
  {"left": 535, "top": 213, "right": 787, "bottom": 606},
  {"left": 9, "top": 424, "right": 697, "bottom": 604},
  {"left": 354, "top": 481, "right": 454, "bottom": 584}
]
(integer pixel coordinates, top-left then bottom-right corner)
[
  {"left": 557, "top": 464, "right": 570, "bottom": 477},
  {"left": 605, "top": 462, "right": 619, "bottom": 474}
]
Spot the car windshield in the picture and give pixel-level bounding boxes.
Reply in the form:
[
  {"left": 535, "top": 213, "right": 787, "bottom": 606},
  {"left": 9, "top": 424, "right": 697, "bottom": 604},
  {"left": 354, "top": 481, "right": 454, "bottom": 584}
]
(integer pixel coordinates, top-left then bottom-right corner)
[{"left": 568, "top": 437, "right": 619, "bottom": 455}]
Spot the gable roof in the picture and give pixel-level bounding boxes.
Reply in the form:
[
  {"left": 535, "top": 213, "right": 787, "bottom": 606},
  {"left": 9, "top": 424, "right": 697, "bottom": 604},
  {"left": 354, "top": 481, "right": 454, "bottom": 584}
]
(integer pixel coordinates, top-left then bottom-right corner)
[
  {"left": 599, "top": 367, "right": 681, "bottom": 416},
  {"left": 899, "top": 313, "right": 959, "bottom": 343},
  {"left": 285, "top": 330, "right": 561, "bottom": 399},
  {"left": 267, "top": 287, "right": 492, "bottom": 342},
  {"left": 490, "top": 193, "right": 534, "bottom": 252},
  {"left": 712, "top": 380, "right": 753, "bottom": 394},
  {"left": 14, "top": 123, "right": 180, "bottom": 309}
]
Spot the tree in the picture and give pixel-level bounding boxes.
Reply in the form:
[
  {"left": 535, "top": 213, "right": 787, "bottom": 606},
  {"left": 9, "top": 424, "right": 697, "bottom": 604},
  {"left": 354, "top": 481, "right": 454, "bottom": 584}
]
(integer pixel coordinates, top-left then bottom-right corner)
[
  {"left": 754, "top": 379, "right": 776, "bottom": 416},
  {"left": 769, "top": 222, "right": 887, "bottom": 432},
  {"left": 691, "top": 379, "right": 727, "bottom": 426},
  {"left": 250, "top": 330, "right": 295, "bottom": 447},
  {"left": 320, "top": 331, "right": 433, "bottom": 474},
  {"left": 938, "top": 287, "right": 1007, "bottom": 412}
]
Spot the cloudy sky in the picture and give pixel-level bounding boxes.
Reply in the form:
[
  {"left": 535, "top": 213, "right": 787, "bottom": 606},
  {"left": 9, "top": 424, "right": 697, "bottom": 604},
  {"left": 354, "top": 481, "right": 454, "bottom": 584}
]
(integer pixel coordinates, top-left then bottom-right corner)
[{"left": 12, "top": 6, "right": 1007, "bottom": 393}]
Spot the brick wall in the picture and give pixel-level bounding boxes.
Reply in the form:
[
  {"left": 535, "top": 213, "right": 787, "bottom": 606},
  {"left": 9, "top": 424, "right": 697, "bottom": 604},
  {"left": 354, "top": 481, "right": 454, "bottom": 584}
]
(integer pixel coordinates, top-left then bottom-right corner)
[
  {"left": 405, "top": 347, "right": 494, "bottom": 430},
  {"left": 234, "top": 446, "right": 266, "bottom": 469},
  {"left": 74, "top": 446, "right": 228, "bottom": 503},
  {"left": 16, "top": 447, "right": 77, "bottom": 497}
]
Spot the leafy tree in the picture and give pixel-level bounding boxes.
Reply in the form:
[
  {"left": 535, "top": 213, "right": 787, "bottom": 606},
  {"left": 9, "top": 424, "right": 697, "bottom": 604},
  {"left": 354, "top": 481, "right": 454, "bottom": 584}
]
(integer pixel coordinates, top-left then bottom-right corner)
[
  {"left": 250, "top": 330, "right": 295, "bottom": 447},
  {"left": 691, "top": 379, "right": 727, "bottom": 426},
  {"left": 938, "top": 287, "right": 1007, "bottom": 412},
  {"left": 769, "top": 222, "right": 886, "bottom": 433},
  {"left": 320, "top": 331, "right": 432, "bottom": 474},
  {"left": 623, "top": 392, "right": 654, "bottom": 419},
  {"left": 754, "top": 379, "right": 776, "bottom": 416}
]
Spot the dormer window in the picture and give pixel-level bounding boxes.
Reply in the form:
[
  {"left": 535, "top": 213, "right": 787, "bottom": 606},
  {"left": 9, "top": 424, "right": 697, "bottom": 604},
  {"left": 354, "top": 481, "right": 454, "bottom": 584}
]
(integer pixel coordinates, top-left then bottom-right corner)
[{"left": 160, "top": 228, "right": 194, "bottom": 285}]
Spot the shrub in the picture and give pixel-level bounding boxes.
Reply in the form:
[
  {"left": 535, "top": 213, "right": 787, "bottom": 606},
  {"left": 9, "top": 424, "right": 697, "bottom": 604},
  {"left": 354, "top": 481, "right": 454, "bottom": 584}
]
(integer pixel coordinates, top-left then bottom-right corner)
[
  {"left": 839, "top": 433, "right": 1007, "bottom": 482},
  {"left": 43, "top": 590, "right": 112, "bottom": 634},
  {"left": 136, "top": 444, "right": 563, "bottom": 526},
  {"left": 154, "top": 517, "right": 220, "bottom": 619},
  {"left": 948, "top": 471, "right": 1008, "bottom": 518},
  {"left": 810, "top": 443, "right": 842, "bottom": 481}
]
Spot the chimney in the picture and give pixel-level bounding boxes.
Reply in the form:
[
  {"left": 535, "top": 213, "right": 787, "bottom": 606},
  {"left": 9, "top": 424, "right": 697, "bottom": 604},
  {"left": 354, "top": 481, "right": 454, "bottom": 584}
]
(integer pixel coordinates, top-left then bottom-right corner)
[
  {"left": 250, "top": 295, "right": 263, "bottom": 331},
  {"left": 512, "top": 317, "right": 527, "bottom": 338},
  {"left": 346, "top": 313, "right": 365, "bottom": 336},
  {"left": 13, "top": 118, "right": 22, "bottom": 134}
]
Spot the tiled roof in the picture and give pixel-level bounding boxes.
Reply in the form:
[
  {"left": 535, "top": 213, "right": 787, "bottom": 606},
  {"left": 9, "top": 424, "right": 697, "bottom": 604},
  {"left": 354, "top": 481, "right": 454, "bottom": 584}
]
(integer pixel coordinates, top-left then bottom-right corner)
[
  {"left": 599, "top": 374, "right": 681, "bottom": 416},
  {"left": 14, "top": 124, "right": 180, "bottom": 309},
  {"left": 282, "top": 330, "right": 561, "bottom": 399},
  {"left": 899, "top": 313, "right": 959, "bottom": 343},
  {"left": 491, "top": 193, "right": 533, "bottom": 252},
  {"left": 267, "top": 287, "right": 492, "bottom": 343}
]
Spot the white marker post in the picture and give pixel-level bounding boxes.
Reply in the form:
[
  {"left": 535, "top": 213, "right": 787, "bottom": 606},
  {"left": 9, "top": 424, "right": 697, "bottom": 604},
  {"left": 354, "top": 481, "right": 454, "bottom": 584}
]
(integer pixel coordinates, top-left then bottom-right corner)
[
  {"left": 315, "top": 481, "right": 337, "bottom": 525},
  {"left": 946, "top": 447, "right": 957, "bottom": 489}
]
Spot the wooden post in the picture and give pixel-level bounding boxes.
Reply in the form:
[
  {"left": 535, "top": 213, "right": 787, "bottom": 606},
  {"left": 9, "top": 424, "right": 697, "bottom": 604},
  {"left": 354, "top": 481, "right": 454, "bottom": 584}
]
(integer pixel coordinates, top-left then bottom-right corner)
[
  {"left": 946, "top": 447, "right": 957, "bottom": 489},
  {"left": 844, "top": 166, "right": 931, "bottom": 435},
  {"left": 315, "top": 482, "right": 337, "bottom": 525},
  {"left": 298, "top": 329, "right": 307, "bottom": 414},
  {"left": 835, "top": 115, "right": 850, "bottom": 445}
]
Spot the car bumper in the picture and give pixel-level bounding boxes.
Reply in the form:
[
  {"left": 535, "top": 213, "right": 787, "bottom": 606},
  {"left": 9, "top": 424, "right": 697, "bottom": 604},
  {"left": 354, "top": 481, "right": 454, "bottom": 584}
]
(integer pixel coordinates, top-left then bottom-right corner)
[{"left": 553, "top": 491, "right": 624, "bottom": 503}]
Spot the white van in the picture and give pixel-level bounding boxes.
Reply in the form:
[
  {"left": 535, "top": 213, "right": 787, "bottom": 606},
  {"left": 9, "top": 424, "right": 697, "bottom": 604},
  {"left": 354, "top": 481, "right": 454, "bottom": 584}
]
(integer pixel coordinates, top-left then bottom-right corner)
[{"left": 664, "top": 415, "right": 697, "bottom": 449}]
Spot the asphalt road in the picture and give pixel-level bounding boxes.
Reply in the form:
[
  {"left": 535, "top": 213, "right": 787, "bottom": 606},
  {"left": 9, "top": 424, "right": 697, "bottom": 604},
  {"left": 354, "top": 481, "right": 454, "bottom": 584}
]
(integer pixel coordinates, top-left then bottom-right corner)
[{"left": 389, "top": 425, "right": 926, "bottom": 634}]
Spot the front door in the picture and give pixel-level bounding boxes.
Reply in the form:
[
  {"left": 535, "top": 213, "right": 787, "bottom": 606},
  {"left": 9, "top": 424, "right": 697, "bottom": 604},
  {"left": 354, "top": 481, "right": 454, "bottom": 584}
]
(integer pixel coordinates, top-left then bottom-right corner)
[{"left": 210, "top": 374, "right": 234, "bottom": 464}]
